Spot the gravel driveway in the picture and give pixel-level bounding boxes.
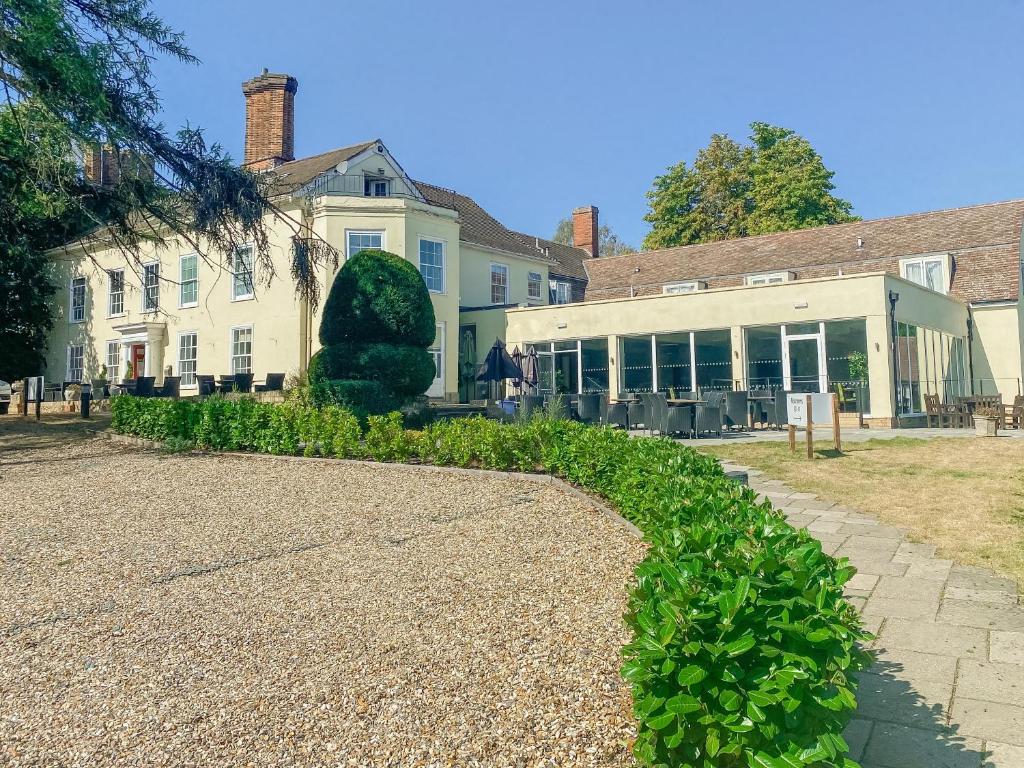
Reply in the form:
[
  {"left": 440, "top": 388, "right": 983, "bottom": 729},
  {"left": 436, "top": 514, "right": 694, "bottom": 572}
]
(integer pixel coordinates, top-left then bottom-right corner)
[{"left": 0, "top": 419, "right": 642, "bottom": 766}]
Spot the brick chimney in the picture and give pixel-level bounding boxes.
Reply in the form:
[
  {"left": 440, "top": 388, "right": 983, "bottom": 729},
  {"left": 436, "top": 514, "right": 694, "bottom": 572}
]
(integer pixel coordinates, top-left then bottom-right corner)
[
  {"left": 572, "top": 205, "right": 599, "bottom": 257},
  {"left": 83, "top": 144, "right": 153, "bottom": 186},
  {"left": 242, "top": 69, "right": 298, "bottom": 170}
]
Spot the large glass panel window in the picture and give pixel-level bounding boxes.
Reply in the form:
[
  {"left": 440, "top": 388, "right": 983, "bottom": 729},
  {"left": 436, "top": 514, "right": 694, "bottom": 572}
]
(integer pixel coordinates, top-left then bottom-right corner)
[
  {"left": 552, "top": 340, "right": 579, "bottom": 395},
  {"left": 418, "top": 239, "right": 445, "bottom": 293},
  {"left": 180, "top": 254, "right": 198, "bottom": 307},
  {"left": 108, "top": 269, "right": 124, "bottom": 316},
  {"left": 693, "top": 329, "right": 733, "bottom": 391},
  {"left": 895, "top": 323, "right": 922, "bottom": 415},
  {"left": 179, "top": 332, "right": 198, "bottom": 387},
  {"left": 70, "top": 277, "right": 86, "bottom": 323},
  {"left": 580, "top": 338, "right": 609, "bottom": 393},
  {"left": 347, "top": 231, "right": 383, "bottom": 259},
  {"left": 490, "top": 263, "right": 509, "bottom": 304},
  {"left": 143, "top": 263, "right": 159, "bottom": 311},
  {"left": 231, "top": 326, "right": 252, "bottom": 374},
  {"left": 106, "top": 341, "right": 120, "bottom": 384},
  {"left": 620, "top": 336, "right": 653, "bottom": 393},
  {"left": 746, "top": 326, "right": 783, "bottom": 390},
  {"left": 232, "top": 246, "right": 254, "bottom": 300},
  {"left": 654, "top": 333, "right": 692, "bottom": 395},
  {"left": 824, "top": 319, "right": 870, "bottom": 413},
  {"left": 67, "top": 344, "right": 84, "bottom": 382}
]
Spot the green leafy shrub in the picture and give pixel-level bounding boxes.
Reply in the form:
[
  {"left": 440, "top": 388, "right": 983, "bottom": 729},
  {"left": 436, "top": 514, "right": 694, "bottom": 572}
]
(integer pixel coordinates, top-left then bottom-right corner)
[
  {"left": 310, "top": 249, "right": 437, "bottom": 417},
  {"left": 111, "top": 399, "right": 870, "bottom": 765}
]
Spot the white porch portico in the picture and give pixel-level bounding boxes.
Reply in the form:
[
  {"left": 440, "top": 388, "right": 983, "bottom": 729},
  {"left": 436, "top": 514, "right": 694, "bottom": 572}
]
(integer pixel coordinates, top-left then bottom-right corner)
[{"left": 111, "top": 322, "right": 167, "bottom": 382}]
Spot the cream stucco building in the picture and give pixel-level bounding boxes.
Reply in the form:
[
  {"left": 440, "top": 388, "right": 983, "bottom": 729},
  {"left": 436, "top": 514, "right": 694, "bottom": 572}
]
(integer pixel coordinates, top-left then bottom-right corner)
[
  {"left": 505, "top": 200, "right": 1024, "bottom": 426},
  {"left": 43, "top": 72, "right": 591, "bottom": 402}
]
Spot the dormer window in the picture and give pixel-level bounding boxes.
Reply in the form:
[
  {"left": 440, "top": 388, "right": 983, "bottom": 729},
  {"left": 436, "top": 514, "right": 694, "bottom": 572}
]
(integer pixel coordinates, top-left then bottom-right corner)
[
  {"left": 364, "top": 176, "right": 389, "bottom": 197},
  {"left": 746, "top": 272, "right": 791, "bottom": 286},
  {"left": 900, "top": 255, "right": 949, "bottom": 294},
  {"left": 663, "top": 281, "right": 704, "bottom": 295}
]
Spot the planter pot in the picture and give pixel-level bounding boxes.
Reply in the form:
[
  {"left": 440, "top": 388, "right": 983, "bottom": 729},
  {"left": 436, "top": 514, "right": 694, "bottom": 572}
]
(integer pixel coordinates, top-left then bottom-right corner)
[{"left": 975, "top": 415, "right": 999, "bottom": 437}]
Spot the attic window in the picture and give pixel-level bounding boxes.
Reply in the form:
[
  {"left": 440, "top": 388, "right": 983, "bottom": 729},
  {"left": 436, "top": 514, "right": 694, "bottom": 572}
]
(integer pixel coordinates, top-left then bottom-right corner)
[
  {"left": 364, "top": 177, "right": 389, "bottom": 197},
  {"left": 746, "top": 272, "right": 791, "bottom": 286},
  {"left": 900, "top": 255, "right": 949, "bottom": 294},
  {"left": 663, "top": 281, "right": 704, "bottom": 295}
]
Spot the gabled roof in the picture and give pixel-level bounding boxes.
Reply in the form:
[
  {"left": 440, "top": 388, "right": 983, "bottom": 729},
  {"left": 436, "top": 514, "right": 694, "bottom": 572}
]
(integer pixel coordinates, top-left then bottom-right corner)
[
  {"left": 266, "top": 141, "right": 378, "bottom": 194},
  {"left": 584, "top": 200, "right": 1024, "bottom": 304}
]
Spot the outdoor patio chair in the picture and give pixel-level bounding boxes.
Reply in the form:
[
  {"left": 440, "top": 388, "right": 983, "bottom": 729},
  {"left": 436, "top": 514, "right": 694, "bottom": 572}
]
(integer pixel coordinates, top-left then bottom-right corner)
[
  {"left": 1001, "top": 395, "right": 1024, "bottom": 429},
  {"left": 90, "top": 379, "right": 109, "bottom": 399},
  {"left": 155, "top": 376, "right": 180, "bottom": 398},
  {"left": 663, "top": 400, "right": 694, "bottom": 437},
  {"left": 255, "top": 373, "right": 286, "bottom": 392},
  {"left": 647, "top": 393, "right": 669, "bottom": 435},
  {"left": 924, "top": 393, "right": 965, "bottom": 428},
  {"left": 196, "top": 375, "right": 216, "bottom": 397},
  {"left": 694, "top": 391, "right": 724, "bottom": 437},
  {"left": 723, "top": 390, "right": 749, "bottom": 431},
  {"left": 628, "top": 396, "right": 648, "bottom": 430},
  {"left": 606, "top": 401, "right": 629, "bottom": 430},
  {"left": 576, "top": 393, "right": 603, "bottom": 424},
  {"left": 231, "top": 373, "right": 254, "bottom": 393},
  {"left": 769, "top": 393, "right": 790, "bottom": 428},
  {"left": 133, "top": 376, "right": 155, "bottom": 398}
]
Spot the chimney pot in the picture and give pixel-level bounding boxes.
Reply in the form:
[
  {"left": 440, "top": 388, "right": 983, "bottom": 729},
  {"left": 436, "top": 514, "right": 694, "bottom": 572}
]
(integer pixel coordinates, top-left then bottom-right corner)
[
  {"left": 572, "top": 205, "right": 599, "bottom": 257},
  {"left": 242, "top": 71, "right": 298, "bottom": 170}
]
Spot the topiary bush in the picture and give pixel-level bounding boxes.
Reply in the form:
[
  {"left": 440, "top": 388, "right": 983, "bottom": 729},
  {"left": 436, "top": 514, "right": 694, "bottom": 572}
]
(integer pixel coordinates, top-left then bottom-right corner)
[{"left": 309, "top": 249, "right": 436, "bottom": 418}]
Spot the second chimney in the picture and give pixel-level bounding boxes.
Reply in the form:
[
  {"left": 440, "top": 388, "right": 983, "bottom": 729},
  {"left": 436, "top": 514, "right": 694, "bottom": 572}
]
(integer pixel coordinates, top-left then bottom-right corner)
[
  {"left": 242, "top": 69, "right": 298, "bottom": 170},
  {"left": 572, "top": 205, "right": 599, "bottom": 257}
]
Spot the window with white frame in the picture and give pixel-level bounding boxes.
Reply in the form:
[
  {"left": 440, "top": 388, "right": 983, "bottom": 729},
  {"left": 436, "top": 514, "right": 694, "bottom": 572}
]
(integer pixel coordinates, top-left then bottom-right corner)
[
  {"left": 231, "top": 246, "right": 254, "bottom": 300},
  {"left": 549, "top": 279, "right": 571, "bottom": 305},
  {"left": 364, "top": 177, "right": 390, "bottom": 197},
  {"left": 901, "top": 255, "right": 947, "bottom": 294},
  {"left": 70, "top": 277, "right": 86, "bottom": 323},
  {"left": 346, "top": 231, "right": 383, "bottom": 259},
  {"left": 67, "top": 344, "right": 84, "bottom": 382},
  {"left": 527, "top": 271, "right": 543, "bottom": 301},
  {"left": 230, "top": 326, "right": 252, "bottom": 374},
  {"left": 143, "top": 262, "right": 159, "bottom": 311},
  {"left": 745, "top": 272, "right": 789, "bottom": 286},
  {"left": 490, "top": 263, "right": 509, "bottom": 304},
  {"left": 106, "top": 341, "right": 120, "bottom": 384},
  {"left": 180, "top": 254, "right": 198, "bottom": 307},
  {"left": 418, "top": 238, "right": 445, "bottom": 292},
  {"left": 429, "top": 324, "right": 443, "bottom": 383},
  {"left": 663, "top": 281, "right": 699, "bottom": 295},
  {"left": 108, "top": 269, "right": 124, "bottom": 316},
  {"left": 179, "top": 332, "right": 198, "bottom": 386}
]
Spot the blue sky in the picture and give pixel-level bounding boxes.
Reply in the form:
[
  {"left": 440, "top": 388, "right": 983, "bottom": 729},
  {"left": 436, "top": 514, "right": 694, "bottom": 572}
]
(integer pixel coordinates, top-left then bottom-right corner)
[{"left": 150, "top": 0, "right": 1024, "bottom": 249}]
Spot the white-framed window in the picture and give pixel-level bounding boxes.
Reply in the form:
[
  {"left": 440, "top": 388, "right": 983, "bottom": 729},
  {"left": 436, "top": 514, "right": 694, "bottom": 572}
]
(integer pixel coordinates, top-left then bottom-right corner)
[
  {"left": 231, "top": 246, "right": 254, "bottom": 301},
  {"left": 663, "top": 281, "right": 700, "bottom": 295},
  {"left": 900, "top": 255, "right": 948, "bottom": 294},
  {"left": 745, "top": 272, "right": 790, "bottom": 286},
  {"left": 427, "top": 322, "right": 445, "bottom": 398},
  {"left": 178, "top": 332, "right": 198, "bottom": 387},
  {"left": 490, "top": 263, "right": 509, "bottom": 304},
  {"left": 105, "top": 341, "right": 120, "bottom": 384},
  {"left": 108, "top": 269, "right": 124, "bottom": 316},
  {"left": 527, "top": 271, "right": 543, "bottom": 301},
  {"left": 549, "top": 279, "right": 571, "bottom": 305},
  {"left": 143, "top": 262, "right": 159, "bottom": 311},
  {"left": 364, "top": 177, "right": 390, "bottom": 197},
  {"left": 346, "top": 231, "right": 384, "bottom": 259},
  {"left": 230, "top": 326, "right": 253, "bottom": 374},
  {"left": 418, "top": 238, "right": 445, "bottom": 293},
  {"left": 66, "top": 344, "right": 84, "bottom": 382},
  {"left": 180, "top": 254, "right": 198, "bottom": 307},
  {"left": 70, "top": 277, "right": 86, "bottom": 323}
]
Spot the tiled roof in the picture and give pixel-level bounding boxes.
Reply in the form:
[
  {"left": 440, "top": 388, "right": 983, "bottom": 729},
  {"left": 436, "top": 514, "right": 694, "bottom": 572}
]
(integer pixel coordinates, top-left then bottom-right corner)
[
  {"left": 584, "top": 200, "right": 1024, "bottom": 304},
  {"left": 266, "top": 141, "right": 378, "bottom": 194}
]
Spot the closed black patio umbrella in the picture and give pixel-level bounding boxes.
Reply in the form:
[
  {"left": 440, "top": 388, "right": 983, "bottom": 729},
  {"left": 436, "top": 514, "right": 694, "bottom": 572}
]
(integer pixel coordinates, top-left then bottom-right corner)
[
  {"left": 476, "top": 338, "right": 524, "bottom": 384},
  {"left": 521, "top": 346, "right": 540, "bottom": 393}
]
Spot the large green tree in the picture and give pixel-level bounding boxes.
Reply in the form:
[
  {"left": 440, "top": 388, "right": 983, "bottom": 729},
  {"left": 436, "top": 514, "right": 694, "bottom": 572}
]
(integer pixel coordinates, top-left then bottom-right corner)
[
  {"left": 643, "top": 122, "right": 857, "bottom": 250},
  {"left": 0, "top": 0, "right": 335, "bottom": 379},
  {"left": 552, "top": 219, "right": 635, "bottom": 256}
]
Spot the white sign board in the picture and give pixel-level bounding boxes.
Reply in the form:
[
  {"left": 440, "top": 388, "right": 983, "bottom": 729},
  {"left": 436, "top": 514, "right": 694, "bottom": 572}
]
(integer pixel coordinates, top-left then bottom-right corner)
[
  {"left": 787, "top": 393, "right": 836, "bottom": 428},
  {"left": 27, "top": 376, "right": 44, "bottom": 402}
]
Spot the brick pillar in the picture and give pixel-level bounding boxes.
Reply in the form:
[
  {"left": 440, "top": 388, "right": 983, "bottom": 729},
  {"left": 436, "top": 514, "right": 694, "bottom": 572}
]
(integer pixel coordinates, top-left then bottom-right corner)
[
  {"left": 572, "top": 206, "right": 599, "bottom": 257},
  {"left": 242, "top": 69, "right": 298, "bottom": 171}
]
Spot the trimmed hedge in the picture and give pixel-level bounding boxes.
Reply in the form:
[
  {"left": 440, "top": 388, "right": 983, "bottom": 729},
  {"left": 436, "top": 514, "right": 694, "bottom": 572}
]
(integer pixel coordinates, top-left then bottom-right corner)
[
  {"left": 110, "top": 397, "right": 870, "bottom": 767},
  {"left": 309, "top": 341, "right": 435, "bottom": 398}
]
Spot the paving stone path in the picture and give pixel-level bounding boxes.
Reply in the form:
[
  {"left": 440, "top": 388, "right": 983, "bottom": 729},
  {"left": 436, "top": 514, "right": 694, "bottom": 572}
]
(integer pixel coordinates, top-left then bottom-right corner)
[{"left": 719, "top": 461, "right": 1024, "bottom": 768}]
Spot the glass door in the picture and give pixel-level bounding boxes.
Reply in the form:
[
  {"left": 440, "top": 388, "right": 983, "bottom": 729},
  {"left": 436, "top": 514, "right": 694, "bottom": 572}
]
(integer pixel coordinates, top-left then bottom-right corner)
[{"left": 782, "top": 323, "right": 826, "bottom": 393}]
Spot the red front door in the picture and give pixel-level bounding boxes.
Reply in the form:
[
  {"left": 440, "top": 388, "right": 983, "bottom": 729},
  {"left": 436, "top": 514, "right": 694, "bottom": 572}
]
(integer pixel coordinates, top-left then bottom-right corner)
[{"left": 131, "top": 344, "right": 146, "bottom": 379}]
